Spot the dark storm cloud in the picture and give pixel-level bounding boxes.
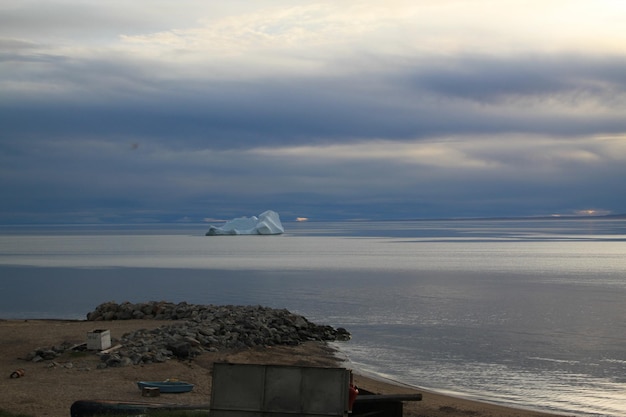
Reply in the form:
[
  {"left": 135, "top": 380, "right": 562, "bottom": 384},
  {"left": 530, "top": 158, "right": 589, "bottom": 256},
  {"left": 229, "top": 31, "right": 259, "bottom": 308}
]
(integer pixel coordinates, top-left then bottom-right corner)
[
  {"left": 414, "top": 54, "right": 626, "bottom": 104},
  {"left": 3, "top": 52, "right": 626, "bottom": 153}
]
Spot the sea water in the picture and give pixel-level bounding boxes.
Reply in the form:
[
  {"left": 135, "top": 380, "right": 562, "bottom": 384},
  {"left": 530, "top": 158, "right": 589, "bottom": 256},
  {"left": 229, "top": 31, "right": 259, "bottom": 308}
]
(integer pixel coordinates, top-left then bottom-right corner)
[{"left": 1, "top": 218, "right": 625, "bottom": 416}]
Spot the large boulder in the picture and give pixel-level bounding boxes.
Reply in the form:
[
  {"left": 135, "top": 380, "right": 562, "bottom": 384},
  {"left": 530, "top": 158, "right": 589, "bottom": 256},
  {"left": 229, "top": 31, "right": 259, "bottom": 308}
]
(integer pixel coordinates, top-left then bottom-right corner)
[{"left": 206, "top": 210, "right": 284, "bottom": 235}]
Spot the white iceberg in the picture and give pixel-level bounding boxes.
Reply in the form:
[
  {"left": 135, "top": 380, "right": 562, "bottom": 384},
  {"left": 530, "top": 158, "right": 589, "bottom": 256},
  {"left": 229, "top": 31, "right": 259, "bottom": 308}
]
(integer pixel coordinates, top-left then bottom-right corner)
[{"left": 205, "top": 210, "right": 284, "bottom": 235}]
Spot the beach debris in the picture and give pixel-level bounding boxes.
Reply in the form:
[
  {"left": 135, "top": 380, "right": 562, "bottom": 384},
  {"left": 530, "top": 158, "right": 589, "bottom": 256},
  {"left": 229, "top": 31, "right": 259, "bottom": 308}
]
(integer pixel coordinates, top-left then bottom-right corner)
[
  {"left": 69, "top": 342, "right": 87, "bottom": 351},
  {"left": 100, "top": 344, "right": 122, "bottom": 354},
  {"left": 86, "top": 329, "right": 111, "bottom": 350},
  {"left": 10, "top": 368, "right": 25, "bottom": 378}
]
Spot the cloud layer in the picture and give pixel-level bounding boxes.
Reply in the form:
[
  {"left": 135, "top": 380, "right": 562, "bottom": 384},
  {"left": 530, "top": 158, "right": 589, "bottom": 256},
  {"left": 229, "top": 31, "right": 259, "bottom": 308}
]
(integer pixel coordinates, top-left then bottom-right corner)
[{"left": 2, "top": 1, "right": 625, "bottom": 222}]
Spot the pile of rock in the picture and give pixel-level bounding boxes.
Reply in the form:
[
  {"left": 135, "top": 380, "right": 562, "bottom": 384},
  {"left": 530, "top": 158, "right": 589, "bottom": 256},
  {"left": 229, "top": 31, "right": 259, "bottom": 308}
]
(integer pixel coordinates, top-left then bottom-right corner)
[{"left": 26, "top": 302, "right": 351, "bottom": 369}]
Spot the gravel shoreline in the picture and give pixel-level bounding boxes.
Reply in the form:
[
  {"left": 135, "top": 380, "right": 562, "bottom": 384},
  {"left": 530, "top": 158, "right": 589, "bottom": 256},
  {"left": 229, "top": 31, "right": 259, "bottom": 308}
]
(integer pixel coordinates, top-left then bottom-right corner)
[{"left": 2, "top": 313, "right": 565, "bottom": 417}]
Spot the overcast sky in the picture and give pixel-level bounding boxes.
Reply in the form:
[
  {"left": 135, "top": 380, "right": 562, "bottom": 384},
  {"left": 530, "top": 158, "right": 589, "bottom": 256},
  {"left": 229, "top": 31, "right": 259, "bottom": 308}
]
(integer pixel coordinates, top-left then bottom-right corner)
[{"left": 2, "top": 1, "right": 625, "bottom": 223}]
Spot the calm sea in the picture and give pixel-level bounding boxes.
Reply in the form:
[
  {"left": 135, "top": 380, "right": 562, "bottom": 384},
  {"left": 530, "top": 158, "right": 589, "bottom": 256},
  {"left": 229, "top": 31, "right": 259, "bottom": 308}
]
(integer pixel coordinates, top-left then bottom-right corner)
[{"left": 1, "top": 218, "right": 625, "bottom": 416}]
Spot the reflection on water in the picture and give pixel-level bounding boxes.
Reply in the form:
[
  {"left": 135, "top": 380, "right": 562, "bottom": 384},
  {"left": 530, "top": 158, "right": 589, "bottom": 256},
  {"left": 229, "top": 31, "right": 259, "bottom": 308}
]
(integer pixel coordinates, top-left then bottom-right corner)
[{"left": 1, "top": 218, "right": 626, "bottom": 416}]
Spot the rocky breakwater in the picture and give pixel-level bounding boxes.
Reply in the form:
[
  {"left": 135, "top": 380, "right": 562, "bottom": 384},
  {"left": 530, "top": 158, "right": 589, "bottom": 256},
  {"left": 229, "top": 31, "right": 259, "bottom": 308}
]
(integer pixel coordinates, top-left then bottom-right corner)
[{"left": 26, "top": 301, "right": 351, "bottom": 369}]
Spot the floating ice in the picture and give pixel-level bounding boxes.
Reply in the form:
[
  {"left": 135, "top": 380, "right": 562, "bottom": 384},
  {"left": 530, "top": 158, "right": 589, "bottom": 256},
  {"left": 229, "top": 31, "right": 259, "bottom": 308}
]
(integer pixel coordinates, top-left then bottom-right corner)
[{"left": 205, "top": 210, "right": 284, "bottom": 235}]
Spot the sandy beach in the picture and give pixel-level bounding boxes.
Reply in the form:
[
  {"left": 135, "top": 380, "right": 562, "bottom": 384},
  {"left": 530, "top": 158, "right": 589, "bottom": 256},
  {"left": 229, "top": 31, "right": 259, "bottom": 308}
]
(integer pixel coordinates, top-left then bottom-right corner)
[{"left": 1, "top": 319, "right": 567, "bottom": 417}]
